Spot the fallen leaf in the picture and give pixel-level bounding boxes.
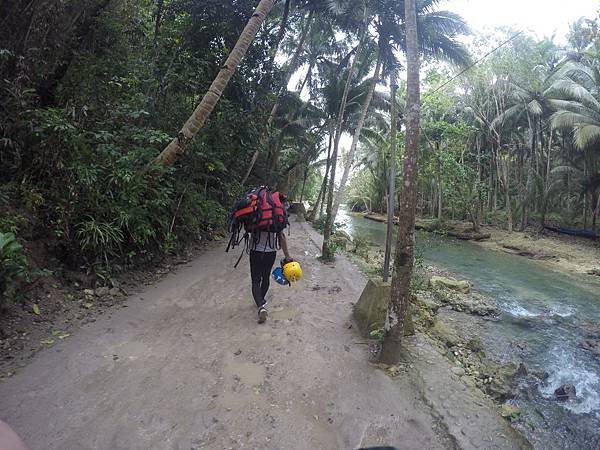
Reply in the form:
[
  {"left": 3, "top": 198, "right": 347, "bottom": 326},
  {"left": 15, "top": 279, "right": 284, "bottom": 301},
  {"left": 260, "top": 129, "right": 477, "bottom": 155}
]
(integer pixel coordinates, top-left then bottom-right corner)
[
  {"left": 40, "top": 339, "right": 55, "bottom": 346},
  {"left": 32, "top": 304, "right": 40, "bottom": 315},
  {"left": 83, "top": 302, "right": 93, "bottom": 309},
  {"left": 51, "top": 330, "right": 70, "bottom": 339}
]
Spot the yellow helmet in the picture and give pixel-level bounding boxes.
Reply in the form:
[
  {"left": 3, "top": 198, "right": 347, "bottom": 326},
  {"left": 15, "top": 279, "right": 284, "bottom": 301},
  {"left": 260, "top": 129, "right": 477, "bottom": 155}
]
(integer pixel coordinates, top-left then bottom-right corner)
[{"left": 283, "top": 261, "right": 303, "bottom": 282}]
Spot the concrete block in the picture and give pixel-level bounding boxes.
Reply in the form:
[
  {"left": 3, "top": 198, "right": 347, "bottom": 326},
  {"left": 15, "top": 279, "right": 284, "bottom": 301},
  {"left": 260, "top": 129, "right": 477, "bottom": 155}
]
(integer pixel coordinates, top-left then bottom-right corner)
[{"left": 353, "top": 279, "right": 391, "bottom": 338}]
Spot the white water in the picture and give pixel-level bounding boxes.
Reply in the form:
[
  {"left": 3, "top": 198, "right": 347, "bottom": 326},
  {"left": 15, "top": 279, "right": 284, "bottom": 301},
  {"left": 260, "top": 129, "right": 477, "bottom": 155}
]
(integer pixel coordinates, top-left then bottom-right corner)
[{"left": 541, "top": 345, "right": 600, "bottom": 416}]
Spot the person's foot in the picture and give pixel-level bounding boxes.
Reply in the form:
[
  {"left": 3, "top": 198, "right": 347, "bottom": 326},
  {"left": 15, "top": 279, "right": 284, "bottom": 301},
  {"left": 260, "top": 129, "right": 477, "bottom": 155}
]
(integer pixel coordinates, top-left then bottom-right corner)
[{"left": 258, "top": 306, "right": 268, "bottom": 324}]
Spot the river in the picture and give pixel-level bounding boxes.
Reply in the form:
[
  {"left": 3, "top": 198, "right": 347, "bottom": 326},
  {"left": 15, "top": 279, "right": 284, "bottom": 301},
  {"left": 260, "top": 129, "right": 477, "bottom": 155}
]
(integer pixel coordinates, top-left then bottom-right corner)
[{"left": 336, "top": 207, "right": 600, "bottom": 450}]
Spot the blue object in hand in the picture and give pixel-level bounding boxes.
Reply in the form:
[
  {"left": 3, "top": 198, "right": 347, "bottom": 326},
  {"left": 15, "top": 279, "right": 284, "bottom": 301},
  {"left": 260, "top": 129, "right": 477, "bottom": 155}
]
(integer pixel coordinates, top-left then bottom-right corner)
[{"left": 272, "top": 266, "right": 289, "bottom": 286}]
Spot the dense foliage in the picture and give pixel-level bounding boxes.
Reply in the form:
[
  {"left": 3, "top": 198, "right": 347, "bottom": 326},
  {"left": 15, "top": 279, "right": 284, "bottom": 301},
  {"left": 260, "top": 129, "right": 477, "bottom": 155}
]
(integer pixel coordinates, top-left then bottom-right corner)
[{"left": 0, "top": 0, "right": 295, "bottom": 276}]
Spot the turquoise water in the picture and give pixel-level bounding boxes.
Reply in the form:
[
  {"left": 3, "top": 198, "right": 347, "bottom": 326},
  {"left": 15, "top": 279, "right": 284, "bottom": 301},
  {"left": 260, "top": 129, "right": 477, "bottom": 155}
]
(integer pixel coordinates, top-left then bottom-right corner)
[{"left": 336, "top": 208, "right": 600, "bottom": 449}]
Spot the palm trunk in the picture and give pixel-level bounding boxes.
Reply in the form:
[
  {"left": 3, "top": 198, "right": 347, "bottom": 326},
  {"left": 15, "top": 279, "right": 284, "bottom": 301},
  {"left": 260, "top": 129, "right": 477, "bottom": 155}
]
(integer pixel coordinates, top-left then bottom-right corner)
[
  {"left": 436, "top": 143, "right": 442, "bottom": 220},
  {"left": 321, "top": 41, "right": 363, "bottom": 260},
  {"left": 309, "top": 125, "right": 333, "bottom": 222},
  {"left": 299, "top": 167, "right": 308, "bottom": 203},
  {"left": 241, "top": 9, "right": 314, "bottom": 185},
  {"left": 379, "top": 0, "right": 420, "bottom": 364},
  {"left": 331, "top": 48, "right": 382, "bottom": 223},
  {"left": 267, "top": 0, "right": 291, "bottom": 68},
  {"left": 155, "top": 0, "right": 275, "bottom": 166},
  {"left": 383, "top": 72, "right": 398, "bottom": 282},
  {"left": 498, "top": 153, "right": 513, "bottom": 232}
]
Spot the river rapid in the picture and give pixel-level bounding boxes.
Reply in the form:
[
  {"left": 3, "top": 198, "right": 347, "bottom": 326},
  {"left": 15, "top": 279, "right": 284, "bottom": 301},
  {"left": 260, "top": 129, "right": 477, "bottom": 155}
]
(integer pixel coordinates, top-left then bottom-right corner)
[{"left": 336, "top": 207, "right": 600, "bottom": 450}]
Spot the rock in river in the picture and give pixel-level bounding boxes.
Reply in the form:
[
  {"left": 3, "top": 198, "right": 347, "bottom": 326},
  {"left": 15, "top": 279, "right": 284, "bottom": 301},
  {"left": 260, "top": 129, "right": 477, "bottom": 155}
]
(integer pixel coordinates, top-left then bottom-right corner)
[
  {"left": 554, "top": 384, "right": 577, "bottom": 401},
  {"left": 430, "top": 276, "right": 471, "bottom": 293}
]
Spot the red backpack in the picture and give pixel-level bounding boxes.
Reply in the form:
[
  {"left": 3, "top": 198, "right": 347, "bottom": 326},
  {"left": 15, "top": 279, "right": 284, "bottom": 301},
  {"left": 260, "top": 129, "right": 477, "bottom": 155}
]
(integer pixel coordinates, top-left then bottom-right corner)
[{"left": 226, "top": 186, "right": 290, "bottom": 262}]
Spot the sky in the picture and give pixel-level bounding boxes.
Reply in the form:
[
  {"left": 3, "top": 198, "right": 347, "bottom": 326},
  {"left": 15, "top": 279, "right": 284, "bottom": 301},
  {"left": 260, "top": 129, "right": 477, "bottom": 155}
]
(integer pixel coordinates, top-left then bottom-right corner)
[{"left": 443, "top": 0, "right": 598, "bottom": 43}]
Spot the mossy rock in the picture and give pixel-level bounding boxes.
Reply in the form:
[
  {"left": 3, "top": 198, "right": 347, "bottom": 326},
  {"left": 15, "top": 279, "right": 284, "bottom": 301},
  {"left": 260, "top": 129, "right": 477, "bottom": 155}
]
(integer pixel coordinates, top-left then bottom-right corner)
[
  {"left": 429, "top": 319, "right": 461, "bottom": 348},
  {"left": 482, "top": 361, "right": 520, "bottom": 400},
  {"left": 500, "top": 403, "right": 522, "bottom": 422},
  {"left": 430, "top": 276, "right": 471, "bottom": 293},
  {"left": 467, "top": 337, "right": 484, "bottom": 353}
]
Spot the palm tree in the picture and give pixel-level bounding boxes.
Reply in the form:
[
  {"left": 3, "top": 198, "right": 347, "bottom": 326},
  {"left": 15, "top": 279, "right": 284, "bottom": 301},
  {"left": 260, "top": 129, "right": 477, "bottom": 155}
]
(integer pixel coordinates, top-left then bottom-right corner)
[
  {"left": 383, "top": 71, "right": 398, "bottom": 282},
  {"left": 242, "top": 0, "right": 358, "bottom": 184},
  {"left": 548, "top": 57, "right": 600, "bottom": 228},
  {"left": 380, "top": 0, "right": 420, "bottom": 364},
  {"left": 155, "top": 0, "right": 275, "bottom": 166},
  {"left": 321, "top": 37, "right": 365, "bottom": 260},
  {"left": 548, "top": 61, "right": 600, "bottom": 151},
  {"left": 323, "top": 0, "right": 470, "bottom": 255},
  {"left": 241, "top": 6, "right": 316, "bottom": 184}
]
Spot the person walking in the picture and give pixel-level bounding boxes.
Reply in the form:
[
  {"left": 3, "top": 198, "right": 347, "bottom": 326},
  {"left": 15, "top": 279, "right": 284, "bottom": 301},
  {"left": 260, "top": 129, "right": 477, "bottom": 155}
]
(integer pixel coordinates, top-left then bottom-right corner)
[{"left": 249, "top": 230, "right": 292, "bottom": 323}]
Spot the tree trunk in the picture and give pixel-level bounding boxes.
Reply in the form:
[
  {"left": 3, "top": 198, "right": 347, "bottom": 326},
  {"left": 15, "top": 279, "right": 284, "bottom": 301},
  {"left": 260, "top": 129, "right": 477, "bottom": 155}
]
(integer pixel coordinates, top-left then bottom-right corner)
[
  {"left": 321, "top": 40, "right": 363, "bottom": 260},
  {"left": 583, "top": 157, "right": 588, "bottom": 229},
  {"left": 241, "top": 9, "right": 314, "bottom": 184},
  {"left": 379, "top": 0, "right": 420, "bottom": 364},
  {"left": 383, "top": 72, "right": 398, "bottom": 282},
  {"left": 436, "top": 143, "right": 442, "bottom": 220},
  {"left": 308, "top": 124, "right": 333, "bottom": 222},
  {"left": 331, "top": 47, "right": 383, "bottom": 223},
  {"left": 299, "top": 166, "right": 308, "bottom": 203},
  {"left": 155, "top": 0, "right": 275, "bottom": 166},
  {"left": 268, "top": 0, "right": 291, "bottom": 68}
]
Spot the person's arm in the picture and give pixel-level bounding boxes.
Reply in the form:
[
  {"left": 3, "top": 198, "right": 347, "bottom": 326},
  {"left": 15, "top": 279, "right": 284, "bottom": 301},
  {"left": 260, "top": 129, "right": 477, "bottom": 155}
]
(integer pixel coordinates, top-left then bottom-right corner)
[{"left": 278, "top": 232, "right": 292, "bottom": 261}]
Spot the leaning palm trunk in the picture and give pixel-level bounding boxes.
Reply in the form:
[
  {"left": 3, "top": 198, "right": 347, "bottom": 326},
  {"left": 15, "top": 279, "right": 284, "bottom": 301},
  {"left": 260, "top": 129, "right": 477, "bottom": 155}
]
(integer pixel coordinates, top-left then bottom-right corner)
[
  {"left": 331, "top": 49, "right": 383, "bottom": 224},
  {"left": 321, "top": 41, "right": 363, "bottom": 260},
  {"left": 241, "top": 9, "right": 315, "bottom": 185},
  {"left": 155, "top": 0, "right": 275, "bottom": 166},
  {"left": 379, "top": 0, "right": 420, "bottom": 364}
]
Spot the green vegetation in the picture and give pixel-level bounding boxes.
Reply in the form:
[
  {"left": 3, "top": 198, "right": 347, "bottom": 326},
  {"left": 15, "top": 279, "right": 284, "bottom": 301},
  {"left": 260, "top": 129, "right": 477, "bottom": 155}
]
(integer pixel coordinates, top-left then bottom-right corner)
[
  {"left": 0, "top": 232, "right": 29, "bottom": 304},
  {"left": 348, "top": 18, "right": 600, "bottom": 233}
]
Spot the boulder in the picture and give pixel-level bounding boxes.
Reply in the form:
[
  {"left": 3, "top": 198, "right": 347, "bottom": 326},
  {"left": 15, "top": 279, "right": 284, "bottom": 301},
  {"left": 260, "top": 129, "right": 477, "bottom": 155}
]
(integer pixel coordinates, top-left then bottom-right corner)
[
  {"left": 95, "top": 286, "right": 109, "bottom": 297},
  {"left": 432, "top": 289, "right": 498, "bottom": 316},
  {"left": 411, "top": 293, "right": 438, "bottom": 329},
  {"left": 109, "top": 287, "right": 121, "bottom": 297},
  {"left": 499, "top": 403, "right": 521, "bottom": 420},
  {"left": 429, "top": 319, "right": 461, "bottom": 348},
  {"left": 334, "top": 229, "right": 353, "bottom": 242},
  {"left": 451, "top": 366, "right": 466, "bottom": 377},
  {"left": 430, "top": 276, "right": 471, "bottom": 294},
  {"left": 481, "top": 362, "right": 520, "bottom": 400},
  {"left": 332, "top": 230, "right": 353, "bottom": 250},
  {"left": 554, "top": 384, "right": 576, "bottom": 401}
]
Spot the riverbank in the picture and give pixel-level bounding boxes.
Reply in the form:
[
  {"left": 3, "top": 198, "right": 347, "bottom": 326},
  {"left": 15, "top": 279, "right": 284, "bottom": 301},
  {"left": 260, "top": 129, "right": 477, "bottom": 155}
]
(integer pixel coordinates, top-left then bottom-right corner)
[
  {"left": 364, "top": 211, "right": 600, "bottom": 279},
  {"left": 334, "top": 209, "right": 600, "bottom": 449},
  {"left": 472, "top": 225, "right": 600, "bottom": 278}
]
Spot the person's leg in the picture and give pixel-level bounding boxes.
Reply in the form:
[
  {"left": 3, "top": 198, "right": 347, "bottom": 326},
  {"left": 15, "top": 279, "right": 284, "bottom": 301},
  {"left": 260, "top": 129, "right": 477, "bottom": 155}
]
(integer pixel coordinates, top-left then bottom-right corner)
[
  {"left": 260, "top": 251, "right": 277, "bottom": 301},
  {"left": 249, "top": 251, "right": 264, "bottom": 308}
]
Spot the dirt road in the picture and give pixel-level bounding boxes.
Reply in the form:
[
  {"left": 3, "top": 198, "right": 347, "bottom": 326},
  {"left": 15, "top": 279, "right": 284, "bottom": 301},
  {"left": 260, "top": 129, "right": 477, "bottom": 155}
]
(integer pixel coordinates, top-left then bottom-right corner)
[{"left": 0, "top": 218, "right": 527, "bottom": 450}]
